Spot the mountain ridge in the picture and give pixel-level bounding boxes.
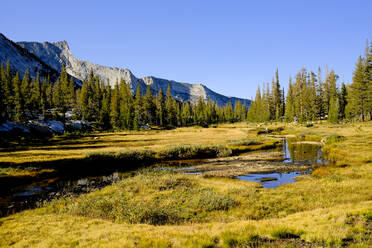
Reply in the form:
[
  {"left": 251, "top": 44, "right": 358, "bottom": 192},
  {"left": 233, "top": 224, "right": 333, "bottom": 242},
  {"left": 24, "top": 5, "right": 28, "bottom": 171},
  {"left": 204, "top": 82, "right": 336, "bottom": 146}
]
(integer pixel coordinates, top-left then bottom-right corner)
[{"left": 1, "top": 34, "right": 249, "bottom": 106}]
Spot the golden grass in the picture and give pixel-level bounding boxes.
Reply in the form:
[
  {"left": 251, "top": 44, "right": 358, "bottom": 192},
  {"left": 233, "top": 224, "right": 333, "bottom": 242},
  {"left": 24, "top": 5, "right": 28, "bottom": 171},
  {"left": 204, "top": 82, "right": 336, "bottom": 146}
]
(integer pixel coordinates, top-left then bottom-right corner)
[
  {"left": 0, "top": 121, "right": 372, "bottom": 247},
  {"left": 0, "top": 125, "right": 255, "bottom": 164}
]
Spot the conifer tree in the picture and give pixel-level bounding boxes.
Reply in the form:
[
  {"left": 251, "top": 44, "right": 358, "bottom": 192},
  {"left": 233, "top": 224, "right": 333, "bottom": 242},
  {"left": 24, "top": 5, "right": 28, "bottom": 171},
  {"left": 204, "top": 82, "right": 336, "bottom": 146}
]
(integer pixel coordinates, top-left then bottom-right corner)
[
  {"left": 234, "top": 101, "right": 242, "bottom": 122},
  {"left": 348, "top": 56, "right": 368, "bottom": 121},
  {"left": 272, "top": 69, "right": 283, "bottom": 120},
  {"left": 285, "top": 78, "right": 295, "bottom": 122},
  {"left": 328, "top": 96, "right": 340, "bottom": 123},
  {"left": 156, "top": 88, "right": 165, "bottom": 126},
  {"left": 13, "top": 73, "right": 22, "bottom": 121},
  {"left": 224, "top": 102, "right": 234, "bottom": 123},
  {"left": 0, "top": 63, "right": 5, "bottom": 122},
  {"left": 2, "top": 61, "right": 13, "bottom": 120},
  {"left": 165, "top": 84, "right": 175, "bottom": 126},
  {"left": 339, "top": 81, "right": 347, "bottom": 119},
  {"left": 99, "top": 83, "right": 111, "bottom": 129},
  {"left": 181, "top": 102, "right": 192, "bottom": 126},
  {"left": 29, "top": 72, "right": 41, "bottom": 117},
  {"left": 119, "top": 79, "right": 133, "bottom": 129},
  {"left": 110, "top": 81, "right": 120, "bottom": 129},
  {"left": 143, "top": 85, "right": 156, "bottom": 125},
  {"left": 133, "top": 85, "right": 142, "bottom": 130},
  {"left": 20, "top": 68, "right": 31, "bottom": 117}
]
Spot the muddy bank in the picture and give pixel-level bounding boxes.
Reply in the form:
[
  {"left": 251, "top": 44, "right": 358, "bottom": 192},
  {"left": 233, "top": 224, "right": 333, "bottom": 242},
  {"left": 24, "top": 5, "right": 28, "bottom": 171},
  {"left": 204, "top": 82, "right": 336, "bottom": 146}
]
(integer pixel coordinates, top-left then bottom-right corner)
[
  {"left": 181, "top": 151, "right": 310, "bottom": 178},
  {"left": 181, "top": 138, "right": 329, "bottom": 188}
]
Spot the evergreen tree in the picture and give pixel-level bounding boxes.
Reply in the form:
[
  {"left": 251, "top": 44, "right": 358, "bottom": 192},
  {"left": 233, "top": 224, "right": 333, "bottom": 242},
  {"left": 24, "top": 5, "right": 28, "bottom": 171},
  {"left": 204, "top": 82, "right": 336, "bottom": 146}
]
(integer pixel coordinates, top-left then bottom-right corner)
[
  {"left": 133, "top": 85, "right": 142, "bottom": 130},
  {"left": 328, "top": 96, "right": 340, "bottom": 123},
  {"left": 156, "top": 88, "right": 165, "bottom": 126},
  {"left": 272, "top": 69, "right": 283, "bottom": 120},
  {"left": 285, "top": 78, "right": 295, "bottom": 122},
  {"left": 99, "top": 83, "right": 111, "bottom": 129},
  {"left": 143, "top": 85, "right": 156, "bottom": 125},
  {"left": 20, "top": 68, "right": 30, "bottom": 117},
  {"left": 348, "top": 56, "right": 368, "bottom": 121},
  {"left": 181, "top": 102, "right": 192, "bottom": 126},
  {"left": 0, "top": 63, "right": 5, "bottom": 122},
  {"left": 29, "top": 72, "right": 41, "bottom": 117},
  {"left": 12, "top": 73, "right": 22, "bottom": 121},
  {"left": 165, "top": 84, "right": 176, "bottom": 126},
  {"left": 119, "top": 79, "right": 133, "bottom": 129},
  {"left": 110, "top": 81, "right": 120, "bottom": 129},
  {"left": 339, "top": 81, "right": 347, "bottom": 120}
]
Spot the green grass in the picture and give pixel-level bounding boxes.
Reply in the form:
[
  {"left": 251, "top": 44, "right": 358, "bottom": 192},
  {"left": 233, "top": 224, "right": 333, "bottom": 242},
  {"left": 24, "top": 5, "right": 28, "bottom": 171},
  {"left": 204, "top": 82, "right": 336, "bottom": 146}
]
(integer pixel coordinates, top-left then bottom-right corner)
[{"left": 47, "top": 170, "right": 237, "bottom": 225}]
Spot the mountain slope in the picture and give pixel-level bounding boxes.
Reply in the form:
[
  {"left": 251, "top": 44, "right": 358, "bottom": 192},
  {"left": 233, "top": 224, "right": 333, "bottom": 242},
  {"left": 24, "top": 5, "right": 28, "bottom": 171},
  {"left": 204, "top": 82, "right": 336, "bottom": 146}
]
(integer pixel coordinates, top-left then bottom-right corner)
[
  {"left": 0, "top": 34, "right": 58, "bottom": 80},
  {"left": 1, "top": 34, "right": 249, "bottom": 106}
]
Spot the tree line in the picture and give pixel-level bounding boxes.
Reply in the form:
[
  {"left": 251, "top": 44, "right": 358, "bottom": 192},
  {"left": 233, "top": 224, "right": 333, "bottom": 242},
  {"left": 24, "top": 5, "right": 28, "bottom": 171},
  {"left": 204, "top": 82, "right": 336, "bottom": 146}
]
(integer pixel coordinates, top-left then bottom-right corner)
[
  {"left": 1, "top": 40, "right": 371, "bottom": 128},
  {"left": 0, "top": 63, "right": 248, "bottom": 129},
  {"left": 247, "top": 41, "right": 372, "bottom": 123}
]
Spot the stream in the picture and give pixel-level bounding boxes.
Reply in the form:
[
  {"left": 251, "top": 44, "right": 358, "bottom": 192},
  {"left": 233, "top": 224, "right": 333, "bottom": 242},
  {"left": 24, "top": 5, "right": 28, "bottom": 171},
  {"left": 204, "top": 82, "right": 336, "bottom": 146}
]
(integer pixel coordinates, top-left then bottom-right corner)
[
  {"left": 0, "top": 138, "right": 328, "bottom": 217},
  {"left": 236, "top": 138, "right": 328, "bottom": 188}
]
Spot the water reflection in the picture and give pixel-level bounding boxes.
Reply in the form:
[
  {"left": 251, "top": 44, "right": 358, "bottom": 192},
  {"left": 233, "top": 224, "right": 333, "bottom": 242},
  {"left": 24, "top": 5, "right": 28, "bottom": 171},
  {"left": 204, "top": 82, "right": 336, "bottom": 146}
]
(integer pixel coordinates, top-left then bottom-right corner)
[
  {"left": 283, "top": 138, "right": 327, "bottom": 165},
  {"left": 0, "top": 172, "right": 129, "bottom": 217},
  {"left": 238, "top": 138, "right": 328, "bottom": 188}
]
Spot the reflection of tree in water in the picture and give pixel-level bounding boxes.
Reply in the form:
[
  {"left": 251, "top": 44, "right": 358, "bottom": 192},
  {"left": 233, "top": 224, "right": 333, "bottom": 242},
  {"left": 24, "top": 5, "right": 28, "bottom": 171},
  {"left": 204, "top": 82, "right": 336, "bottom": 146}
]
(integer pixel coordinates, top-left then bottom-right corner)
[{"left": 287, "top": 141, "right": 323, "bottom": 165}]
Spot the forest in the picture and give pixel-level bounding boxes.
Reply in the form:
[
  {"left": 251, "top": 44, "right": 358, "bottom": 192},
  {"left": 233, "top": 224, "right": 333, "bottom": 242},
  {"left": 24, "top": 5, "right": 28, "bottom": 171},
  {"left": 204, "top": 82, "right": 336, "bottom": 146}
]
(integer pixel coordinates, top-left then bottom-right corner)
[{"left": 0, "top": 41, "right": 371, "bottom": 130}]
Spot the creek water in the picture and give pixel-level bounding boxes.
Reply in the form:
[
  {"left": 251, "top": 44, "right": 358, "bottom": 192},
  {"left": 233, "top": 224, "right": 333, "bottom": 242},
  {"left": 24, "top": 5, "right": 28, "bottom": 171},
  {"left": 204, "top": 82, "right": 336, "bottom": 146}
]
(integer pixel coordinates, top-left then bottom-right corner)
[
  {"left": 0, "top": 138, "right": 328, "bottom": 217},
  {"left": 237, "top": 138, "right": 328, "bottom": 188}
]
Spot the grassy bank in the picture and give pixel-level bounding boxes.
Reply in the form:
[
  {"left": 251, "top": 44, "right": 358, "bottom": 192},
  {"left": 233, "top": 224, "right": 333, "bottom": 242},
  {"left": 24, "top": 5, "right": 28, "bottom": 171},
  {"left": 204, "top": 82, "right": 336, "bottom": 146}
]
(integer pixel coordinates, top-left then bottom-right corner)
[
  {"left": 0, "top": 124, "right": 279, "bottom": 178},
  {"left": 0, "top": 122, "right": 371, "bottom": 247}
]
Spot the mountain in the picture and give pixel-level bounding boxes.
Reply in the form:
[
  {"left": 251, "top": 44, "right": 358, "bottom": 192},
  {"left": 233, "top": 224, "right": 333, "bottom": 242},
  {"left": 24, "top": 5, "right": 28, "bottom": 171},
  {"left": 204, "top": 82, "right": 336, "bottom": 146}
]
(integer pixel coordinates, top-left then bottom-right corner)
[
  {"left": 0, "top": 34, "right": 59, "bottom": 80},
  {"left": 1, "top": 33, "right": 249, "bottom": 106}
]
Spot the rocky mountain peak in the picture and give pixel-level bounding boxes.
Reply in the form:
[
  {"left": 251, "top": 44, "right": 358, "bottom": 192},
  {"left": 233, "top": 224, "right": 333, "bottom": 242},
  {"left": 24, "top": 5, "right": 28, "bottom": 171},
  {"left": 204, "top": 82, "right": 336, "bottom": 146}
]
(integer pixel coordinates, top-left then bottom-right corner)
[
  {"left": 1, "top": 33, "right": 250, "bottom": 107},
  {"left": 52, "top": 40, "right": 70, "bottom": 51}
]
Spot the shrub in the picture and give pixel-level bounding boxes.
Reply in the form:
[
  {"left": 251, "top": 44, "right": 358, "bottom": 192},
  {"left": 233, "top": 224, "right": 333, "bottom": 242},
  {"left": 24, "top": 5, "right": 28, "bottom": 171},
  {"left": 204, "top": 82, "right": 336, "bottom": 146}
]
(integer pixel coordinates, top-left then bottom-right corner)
[{"left": 271, "top": 227, "right": 302, "bottom": 239}]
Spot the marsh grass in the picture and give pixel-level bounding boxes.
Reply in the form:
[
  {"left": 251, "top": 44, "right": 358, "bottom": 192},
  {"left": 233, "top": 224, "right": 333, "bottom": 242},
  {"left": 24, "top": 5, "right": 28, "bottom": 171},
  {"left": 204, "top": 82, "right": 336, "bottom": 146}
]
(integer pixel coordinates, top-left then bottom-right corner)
[
  {"left": 47, "top": 170, "right": 238, "bottom": 225},
  {"left": 1, "top": 122, "right": 372, "bottom": 247}
]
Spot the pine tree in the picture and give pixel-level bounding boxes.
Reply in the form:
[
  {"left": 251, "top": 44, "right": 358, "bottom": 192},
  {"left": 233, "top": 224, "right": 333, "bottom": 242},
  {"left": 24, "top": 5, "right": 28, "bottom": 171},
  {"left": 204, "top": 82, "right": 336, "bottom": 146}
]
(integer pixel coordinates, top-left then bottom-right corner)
[
  {"left": 224, "top": 102, "right": 233, "bottom": 123},
  {"left": 45, "top": 75, "right": 53, "bottom": 112},
  {"left": 339, "top": 81, "right": 347, "bottom": 120},
  {"left": 143, "top": 85, "right": 156, "bottom": 125},
  {"left": 29, "top": 72, "right": 41, "bottom": 117},
  {"left": 133, "top": 85, "right": 142, "bottom": 130},
  {"left": 99, "top": 83, "right": 111, "bottom": 129},
  {"left": 20, "top": 68, "right": 30, "bottom": 117},
  {"left": 13, "top": 73, "right": 22, "bottom": 121},
  {"left": 156, "top": 88, "right": 165, "bottom": 127},
  {"left": 119, "top": 79, "right": 133, "bottom": 129},
  {"left": 110, "top": 81, "right": 120, "bottom": 129},
  {"left": 0, "top": 63, "right": 5, "bottom": 122},
  {"left": 348, "top": 56, "right": 368, "bottom": 121},
  {"left": 365, "top": 41, "right": 372, "bottom": 118},
  {"left": 285, "top": 78, "right": 295, "bottom": 122},
  {"left": 181, "top": 102, "right": 192, "bottom": 126},
  {"left": 40, "top": 77, "right": 48, "bottom": 115},
  {"left": 234, "top": 101, "right": 242, "bottom": 122},
  {"left": 165, "top": 84, "right": 175, "bottom": 126},
  {"left": 2, "top": 61, "right": 13, "bottom": 121},
  {"left": 328, "top": 96, "right": 340, "bottom": 123},
  {"left": 272, "top": 69, "right": 283, "bottom": 120}
]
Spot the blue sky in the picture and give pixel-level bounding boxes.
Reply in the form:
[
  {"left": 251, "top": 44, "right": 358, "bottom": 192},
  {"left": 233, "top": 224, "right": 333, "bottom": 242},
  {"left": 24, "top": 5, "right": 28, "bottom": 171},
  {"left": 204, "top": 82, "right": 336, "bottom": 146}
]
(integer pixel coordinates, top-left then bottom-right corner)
[{"left": 1, "top": 1, "right": 371, "bottom": 99}]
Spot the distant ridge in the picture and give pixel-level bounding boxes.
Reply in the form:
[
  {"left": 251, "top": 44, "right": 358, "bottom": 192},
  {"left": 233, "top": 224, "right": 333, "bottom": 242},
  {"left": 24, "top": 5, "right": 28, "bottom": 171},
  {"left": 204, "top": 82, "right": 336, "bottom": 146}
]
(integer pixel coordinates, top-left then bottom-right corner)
[{"left": 0, "top": 33, "right": 249, "bottom": 106}]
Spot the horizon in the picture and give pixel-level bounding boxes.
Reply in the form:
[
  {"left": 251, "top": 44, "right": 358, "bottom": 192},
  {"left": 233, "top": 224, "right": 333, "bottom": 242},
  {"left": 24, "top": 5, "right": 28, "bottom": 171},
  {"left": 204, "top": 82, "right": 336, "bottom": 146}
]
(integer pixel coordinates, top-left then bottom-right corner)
[{"left": 1, "top": 1, "right": 371, "bottom": 99}]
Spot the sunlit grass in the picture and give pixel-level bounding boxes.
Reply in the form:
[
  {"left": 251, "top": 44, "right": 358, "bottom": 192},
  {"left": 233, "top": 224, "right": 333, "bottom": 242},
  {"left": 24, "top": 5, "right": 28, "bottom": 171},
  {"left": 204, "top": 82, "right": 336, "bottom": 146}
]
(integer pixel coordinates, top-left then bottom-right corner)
[
  {"left": 0, "top": 125, "right": 256, "bottom": 164},
  {"left": 0, "top": 121, "right": 372, "bottom": 247}
]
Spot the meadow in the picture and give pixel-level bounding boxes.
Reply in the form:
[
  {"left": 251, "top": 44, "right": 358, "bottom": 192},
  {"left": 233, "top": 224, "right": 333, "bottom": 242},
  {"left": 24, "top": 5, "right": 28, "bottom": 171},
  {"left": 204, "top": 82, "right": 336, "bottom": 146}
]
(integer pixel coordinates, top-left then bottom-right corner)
[{"left": 0, "top": 122, "right": 371, "bottom": 247}]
